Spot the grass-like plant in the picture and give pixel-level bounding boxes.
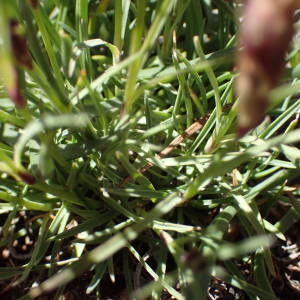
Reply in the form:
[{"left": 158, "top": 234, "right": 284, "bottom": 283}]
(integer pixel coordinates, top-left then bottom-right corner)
[{"left": 0, "top": 1, "right": 299, "bottom": 299}]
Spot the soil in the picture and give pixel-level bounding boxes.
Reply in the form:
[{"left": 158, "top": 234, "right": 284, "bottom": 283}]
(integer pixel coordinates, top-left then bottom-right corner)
[{"left": 0, "top": 216, "right": 299, "bottom": 299}]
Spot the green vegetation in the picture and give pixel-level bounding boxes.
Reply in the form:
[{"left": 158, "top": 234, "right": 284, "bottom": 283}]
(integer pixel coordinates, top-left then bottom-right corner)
[{"left": 0, "top": 1, "right": 299, "bottom": 299}]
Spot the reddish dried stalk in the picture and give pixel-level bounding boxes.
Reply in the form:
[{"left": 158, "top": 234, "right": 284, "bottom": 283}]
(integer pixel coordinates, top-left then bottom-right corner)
[
  {"left": 6, "top": 68, "right": 26, "bottom": 109},
  {"left": 10, "top": 20, "right": 33, "bottom": 70},
  {"left": 30, "top": 0, "right": 38, "bottom": 9},
  {"left": 17, "top": 171, "right": 36, "bottom": 185},
  {"left": 236, "top": 0, "right": 299, "bottom": 136},
  {"left": 6, "top": 20, "right": 33, "bottom": 108}
]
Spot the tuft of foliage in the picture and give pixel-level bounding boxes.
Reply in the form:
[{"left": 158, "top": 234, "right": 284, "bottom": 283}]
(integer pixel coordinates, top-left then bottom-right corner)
[{"left": 0, "top": 1, "right": 299, "bottom": 299}]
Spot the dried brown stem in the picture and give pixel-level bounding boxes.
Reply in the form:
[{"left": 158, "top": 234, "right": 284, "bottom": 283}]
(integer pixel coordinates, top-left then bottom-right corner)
[{"left": 121, "top": 115, "right": 209, "bottom": 185}]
